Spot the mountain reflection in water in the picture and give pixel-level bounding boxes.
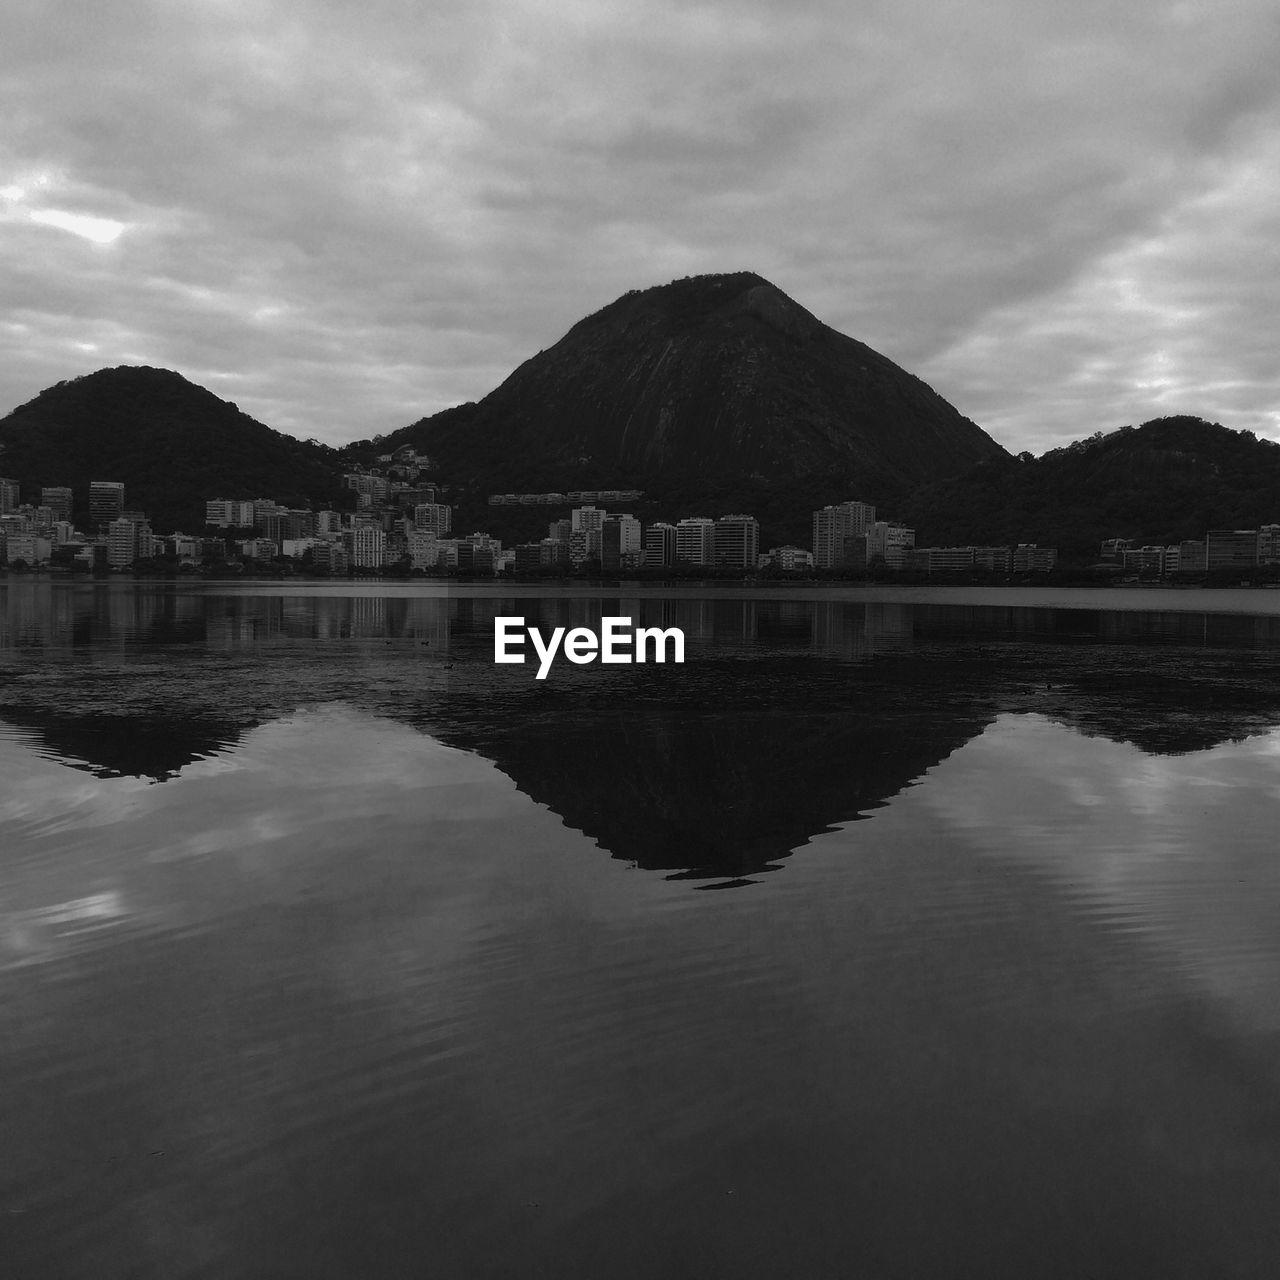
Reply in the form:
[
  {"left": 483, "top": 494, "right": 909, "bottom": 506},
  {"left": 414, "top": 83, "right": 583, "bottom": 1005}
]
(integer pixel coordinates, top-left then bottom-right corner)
[
  {"left": 6, "top": 583, "right": 1280, "bottom": 881},
  {"left": 5, "top": 582, "right": 1280, "bottom": 1277}
]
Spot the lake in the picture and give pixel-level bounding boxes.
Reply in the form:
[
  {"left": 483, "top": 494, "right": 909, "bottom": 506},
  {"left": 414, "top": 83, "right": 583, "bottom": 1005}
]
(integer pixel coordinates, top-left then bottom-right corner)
[{"left": 4, "top": 580, "right": 1280, "bottom": 1278}]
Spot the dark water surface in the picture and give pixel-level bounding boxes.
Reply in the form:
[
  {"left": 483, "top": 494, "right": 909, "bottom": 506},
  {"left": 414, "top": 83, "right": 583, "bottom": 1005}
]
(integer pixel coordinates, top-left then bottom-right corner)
[{"left": 4, "top": 581, "right": 1280, "bottom": 1278}]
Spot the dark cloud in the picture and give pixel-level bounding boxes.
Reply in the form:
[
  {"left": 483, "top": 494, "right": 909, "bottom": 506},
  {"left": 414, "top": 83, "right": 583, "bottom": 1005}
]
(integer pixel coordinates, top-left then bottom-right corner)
[{"left": 2, "top": 0, "right": 1279, "bottom": 450}]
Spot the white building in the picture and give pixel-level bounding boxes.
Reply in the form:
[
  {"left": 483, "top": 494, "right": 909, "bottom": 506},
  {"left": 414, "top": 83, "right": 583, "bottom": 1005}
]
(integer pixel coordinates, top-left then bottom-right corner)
[{"left": 352, "top": 525, "right": 387, "bottom": 568}]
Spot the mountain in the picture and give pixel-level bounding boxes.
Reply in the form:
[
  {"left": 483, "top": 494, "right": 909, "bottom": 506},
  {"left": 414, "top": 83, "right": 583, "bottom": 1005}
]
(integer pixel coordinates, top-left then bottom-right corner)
[
  {"left": 381, "top": 272, "right": 1007, "bottom": 539},
  {"left": 0, "top": 366, "right": 347, "bottom": 533},
  {"left": 899, "top": 415, "right": 1280, "bottom": 561}
]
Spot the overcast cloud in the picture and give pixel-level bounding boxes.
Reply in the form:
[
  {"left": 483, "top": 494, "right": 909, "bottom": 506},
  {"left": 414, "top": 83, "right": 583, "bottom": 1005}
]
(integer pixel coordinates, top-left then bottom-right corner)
[{"left": 2, "top": 0, "right": 1279, "bottom": 452}]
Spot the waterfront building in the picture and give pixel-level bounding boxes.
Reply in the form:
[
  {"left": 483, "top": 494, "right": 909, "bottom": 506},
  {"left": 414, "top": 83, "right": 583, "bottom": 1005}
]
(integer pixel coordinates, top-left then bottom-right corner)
[
  {"left": 601, "top": 514, "right": 643, "bottom": 570},
  {"left": 573, "top": 506, "right": 606, "bottom": 563},
  {"left": 762, "top": 545, "right": 814, "bottom": 571},
  {"left": 923, "top": 546, "right": 976, "bottom": 572},
  {"left": 237, "top": 538, "right": 278, "bottom": 560},
  {"left": 1100, "top": 538, "right": 1136, "bottom": 561},
  {"left": 675, "top": 517, "right": 716, "bottom": 566},
  {"left": 1122, "top": 546, "right": 1165, "bottom": 574},
  {"left": 812, "top": 501, "right": 875, "bottom": 568},
  {"left": 352, "top": 525, "right": 387, "bottom": 568},
  {"left": 569, "top": 507, "right": 605, "bottom": 563},
  {"left": 456, "top": 543, "right": 495, "bottom": 575},
  {"left": 714, "top": 515, "right": 760, "bottom": 569},
  {"left": 1257, "top": 525, "right": 1280, "bottom": 565},
  {"left": 106, "top": 517, "right": 138, "bottom": 567},
  {"left": 5, "top": 534, "right": 52, "bottom": 566},
  {"left": 311, "top": 541, "right": 350, "bottom": 574},
  {"left": 0, "top": 477, "right": 19, "bottom": 514},
  {"left": 513, "top": 543, "right": 543, "bottom": 573},
  {"left": 540, "top": 537, "right": 570, "bottom": 568},
  {"left": 973, "top": 546, "right": 1012, "bottom": 573},
  {"left": 408, "top": 531, "right": 440, "bottom": 569},
  {"left": 1205, "top": 530, "right": 1258, "bottom": 571},
  {"left": 644, "top": 522, "right": 677, "bottom": 568},
  {"left": 1177, "top": 540, "right": 1207, "bottom": 572},
  {"left": 867, "top": 521, "right": 915, "bottom": 568},
  {"left": 1012, "top": 544, "right": 1058, "bottom": 572}
]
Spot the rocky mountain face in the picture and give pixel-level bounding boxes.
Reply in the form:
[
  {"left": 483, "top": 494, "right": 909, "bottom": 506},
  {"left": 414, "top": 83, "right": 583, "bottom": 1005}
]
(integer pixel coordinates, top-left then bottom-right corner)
[{"left": 387, "top": 272, "right": 1007, "bottom": 511}]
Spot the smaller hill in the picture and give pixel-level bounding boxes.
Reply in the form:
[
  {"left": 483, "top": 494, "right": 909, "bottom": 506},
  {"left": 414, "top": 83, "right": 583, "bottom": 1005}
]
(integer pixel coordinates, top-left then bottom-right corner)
[
  {"left": 0, "top": 366, "right": 347, "bottom": 532},
  {"left": 900, "top": 416, "right": 1280, "bottom": 560}
]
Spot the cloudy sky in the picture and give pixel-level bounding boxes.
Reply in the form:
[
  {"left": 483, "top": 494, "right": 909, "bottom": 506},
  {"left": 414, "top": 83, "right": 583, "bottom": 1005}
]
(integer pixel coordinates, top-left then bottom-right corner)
[{"left": 3, "top": 0, "right": 1279, "bottom": 453}]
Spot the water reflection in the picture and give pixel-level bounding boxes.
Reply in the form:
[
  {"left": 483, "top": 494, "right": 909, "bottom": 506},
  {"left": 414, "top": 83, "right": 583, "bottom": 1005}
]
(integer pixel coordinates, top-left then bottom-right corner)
[
  {"left": 7, "top": 583, "right": 1280, "bottom": 878},
  {"left": 923, "top": 713, "right": 1280, "bottom": 1036},
  {"left": 8, "top": 584, "right": 1280, "bottom": 1276},
  {"left": 3, "top": 702, "right": 1280, "bottom": 1274}
]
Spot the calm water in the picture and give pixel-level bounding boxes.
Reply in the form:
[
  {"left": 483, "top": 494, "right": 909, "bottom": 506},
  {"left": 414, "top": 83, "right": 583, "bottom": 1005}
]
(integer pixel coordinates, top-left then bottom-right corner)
[{"left": 4, "top": 581, "right": 1280, "bottom": 1278}]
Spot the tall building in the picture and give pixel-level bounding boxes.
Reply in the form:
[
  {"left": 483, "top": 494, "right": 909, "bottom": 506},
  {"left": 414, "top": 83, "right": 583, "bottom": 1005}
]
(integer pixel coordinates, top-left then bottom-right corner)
[
  {"left": 812, "top": 501, "right": 875, "bottom": 568},
  {"left": 0, "top": 478, "right": 18, "bottom": 514},
  {"left": 352, "top": 525, "right": 387, "bottom": 568},
  {"left": 601, "top": 514, "right": 642, "bottom": 571},
  {"left": 713, "top": 515, "right": 759, "bottom": 569},
  {"left": 106, "top": 517, "right": 138, "bottom": 567},
  {"left": 569, "top": 505, "right": 606, "bottom": 563},
  {"left": 89, "top": 481, "right": 125, "bottom": 529},
  {"left": 675, "top": 517, "right": 716, "bottom": 566},
  {"left": 311, "top": 541, "right": 350, "bottom": 574},
  {"left": 643, "top": 522, "right": 676, "bottom": 568},
  {"left": 41, "top": 487, "right": 73, "bottom": 523}
]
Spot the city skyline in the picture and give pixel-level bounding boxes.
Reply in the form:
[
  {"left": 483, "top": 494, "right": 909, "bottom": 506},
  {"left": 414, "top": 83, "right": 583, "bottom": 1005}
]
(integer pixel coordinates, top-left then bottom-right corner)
[{"left": 4, "top": 3, "right": 1280, "bottom": 455}]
